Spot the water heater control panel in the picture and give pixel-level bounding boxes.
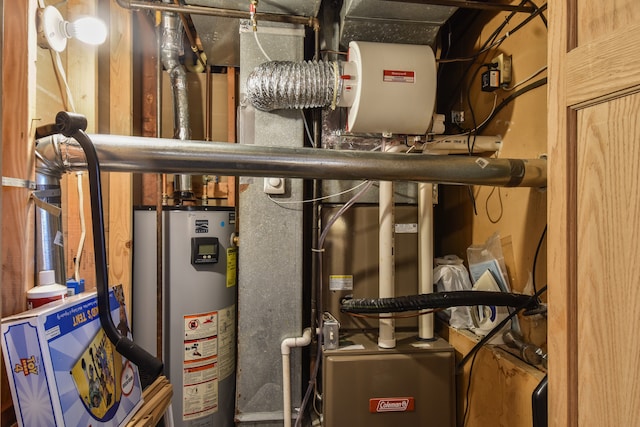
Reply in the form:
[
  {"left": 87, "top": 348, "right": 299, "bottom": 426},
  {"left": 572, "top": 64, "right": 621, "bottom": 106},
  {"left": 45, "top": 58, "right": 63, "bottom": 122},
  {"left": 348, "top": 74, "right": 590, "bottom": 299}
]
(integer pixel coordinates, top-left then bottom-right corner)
[{"left": 191, "top": 237, "right": 219, "bottom": 265}]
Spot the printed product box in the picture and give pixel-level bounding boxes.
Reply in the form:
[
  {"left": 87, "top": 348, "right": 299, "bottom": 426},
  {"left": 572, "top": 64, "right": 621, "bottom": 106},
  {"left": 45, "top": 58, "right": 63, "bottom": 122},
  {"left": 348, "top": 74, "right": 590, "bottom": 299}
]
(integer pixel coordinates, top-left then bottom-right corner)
[{"left": 1, "top": 285, "right": 144, "bottom": 427}]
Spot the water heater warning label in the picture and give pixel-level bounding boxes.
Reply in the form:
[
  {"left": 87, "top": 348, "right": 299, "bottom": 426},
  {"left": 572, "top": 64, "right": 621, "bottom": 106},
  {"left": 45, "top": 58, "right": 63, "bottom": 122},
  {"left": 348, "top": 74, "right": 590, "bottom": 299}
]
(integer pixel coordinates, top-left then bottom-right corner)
[
  {"left": 383, "top": 70, "right": 415, "bottom": 83},
  {"left": 183, "top": 311, "right": 219, "bottom": 421}
]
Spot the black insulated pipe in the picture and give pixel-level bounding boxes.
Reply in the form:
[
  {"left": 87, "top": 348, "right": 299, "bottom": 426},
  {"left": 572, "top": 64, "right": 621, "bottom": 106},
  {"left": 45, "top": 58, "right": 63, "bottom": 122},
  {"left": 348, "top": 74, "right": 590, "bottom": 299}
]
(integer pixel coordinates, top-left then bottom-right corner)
[
  {"left": 55, "top": 111, "right": 164, "bottom": 388},
  {"left": 340, "top": 290, "right": 539, "bottom": 314}
]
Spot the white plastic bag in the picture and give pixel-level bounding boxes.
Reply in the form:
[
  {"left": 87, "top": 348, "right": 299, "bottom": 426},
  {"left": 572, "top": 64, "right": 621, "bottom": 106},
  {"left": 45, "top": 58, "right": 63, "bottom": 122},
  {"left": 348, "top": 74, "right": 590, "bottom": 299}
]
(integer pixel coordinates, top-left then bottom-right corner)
[{"left": 433, "top": 255, "right": 474, "bottom": 330}]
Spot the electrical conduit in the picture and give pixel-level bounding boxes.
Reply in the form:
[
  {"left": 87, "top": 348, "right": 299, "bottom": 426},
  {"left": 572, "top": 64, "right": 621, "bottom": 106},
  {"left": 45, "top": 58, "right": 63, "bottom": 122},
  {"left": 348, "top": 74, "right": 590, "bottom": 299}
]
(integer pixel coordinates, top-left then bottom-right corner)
[{"left": 281, "top": 328, "right": 313, "bottom": 427}]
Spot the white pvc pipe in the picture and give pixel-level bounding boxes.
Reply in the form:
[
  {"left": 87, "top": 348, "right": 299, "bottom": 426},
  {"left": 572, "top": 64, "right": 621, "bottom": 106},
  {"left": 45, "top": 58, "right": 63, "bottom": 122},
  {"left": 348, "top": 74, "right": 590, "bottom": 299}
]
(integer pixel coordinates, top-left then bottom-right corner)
[
  {"left": 418, "top": 183, "right": 434, "bottom": 340},
  {"left": 378, "top": 180, "right": 396, "bottom": 349},
  {"left": 281, "top": 328, "right": 313, "bottom": 427}
]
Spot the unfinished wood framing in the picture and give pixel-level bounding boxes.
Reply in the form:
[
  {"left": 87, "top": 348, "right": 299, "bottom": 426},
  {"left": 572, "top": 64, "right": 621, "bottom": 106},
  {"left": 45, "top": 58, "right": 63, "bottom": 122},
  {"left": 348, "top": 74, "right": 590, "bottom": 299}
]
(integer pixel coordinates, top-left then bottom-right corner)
[{"left": 107, "top": 0, "right": 134, "bottom": 316}]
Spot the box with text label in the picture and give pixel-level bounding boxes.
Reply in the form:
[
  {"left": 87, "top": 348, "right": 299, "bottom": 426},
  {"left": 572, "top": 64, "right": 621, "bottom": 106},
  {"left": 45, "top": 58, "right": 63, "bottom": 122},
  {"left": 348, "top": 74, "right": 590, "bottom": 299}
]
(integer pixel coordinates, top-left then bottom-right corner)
[{"left": 1, "top": 286, "right": 143, "bottom": 427}]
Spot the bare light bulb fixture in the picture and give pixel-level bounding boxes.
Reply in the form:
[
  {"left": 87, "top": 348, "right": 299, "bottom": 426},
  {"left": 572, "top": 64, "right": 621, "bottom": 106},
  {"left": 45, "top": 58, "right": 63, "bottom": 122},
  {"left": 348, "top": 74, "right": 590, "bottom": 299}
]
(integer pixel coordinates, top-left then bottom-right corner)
[{"left": 37, "top": 6, "right": 107, "bottom": 52}]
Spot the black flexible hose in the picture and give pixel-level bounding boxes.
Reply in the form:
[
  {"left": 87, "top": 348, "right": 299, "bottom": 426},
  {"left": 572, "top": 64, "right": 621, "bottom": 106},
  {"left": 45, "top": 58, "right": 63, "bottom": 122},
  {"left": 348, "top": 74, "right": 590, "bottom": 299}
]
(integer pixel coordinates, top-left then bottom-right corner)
[
  {"left": 457, "top": 285, "right": 547, "bottom": 371},
  {"left": 55, "top": 111, "right": 164, "bottom": 388},
  {"left": 340, "top": 290, "right": 538, "bottom": 314}
]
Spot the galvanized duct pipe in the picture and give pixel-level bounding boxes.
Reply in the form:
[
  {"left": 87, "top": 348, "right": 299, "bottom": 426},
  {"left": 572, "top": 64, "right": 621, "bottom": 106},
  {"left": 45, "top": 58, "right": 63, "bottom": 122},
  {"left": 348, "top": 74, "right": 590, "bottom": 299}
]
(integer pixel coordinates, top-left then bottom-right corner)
[
  {"left": 246, "top": 60, "right": 340, "bottom": 111},
  {"left": 161, "top": 6, "right": 193, "bottom": 200},
  {"left": 34, "top": 171, "right": 66, "bottom": 286},
  {"left": 35, "top": 134, "right": 547, "bottom": 188}
]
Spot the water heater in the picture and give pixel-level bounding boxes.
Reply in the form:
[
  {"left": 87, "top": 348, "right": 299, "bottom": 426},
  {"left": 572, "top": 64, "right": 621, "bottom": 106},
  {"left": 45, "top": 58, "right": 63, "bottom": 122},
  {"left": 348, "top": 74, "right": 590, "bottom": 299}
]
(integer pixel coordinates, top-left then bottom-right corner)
[{"left": 133, "top": 207, "right": 237, "bottom": 427}]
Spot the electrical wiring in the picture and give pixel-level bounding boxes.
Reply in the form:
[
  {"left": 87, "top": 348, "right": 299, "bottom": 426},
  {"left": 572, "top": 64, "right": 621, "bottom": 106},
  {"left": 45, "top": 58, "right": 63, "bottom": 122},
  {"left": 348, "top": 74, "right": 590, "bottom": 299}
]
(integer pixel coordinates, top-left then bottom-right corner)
[
  {"left": 475, "top": 77, "right": 547, "bottom": 134},
  {"left": 432, "top": 92, "right": 498, "bottom": 140},
  {"left": 526, "top": 0, "right": 548, "bottom": 28},
  {"left": 295, "top": 180, "right": 374, "bottom": 427},
  {"left": 456, "top": 285, "right": 547, "bottom": 371},
  {"left": 253, "top": 30, "right": 272, "bottom": 62},
  {"left": 532, "top": 225, "right": 547, "bottom": 294},
  {"left": 74, "top": 172, "right": 86, "bottom": 282},
  {"left": 485, "top": 186, "right": 504, "bottom": 224},
  {"left": 461, "top": 351, "right": 479, "bottom": 427},
  {"left": 51, "top": 51, "right": 76, "bottom": 112},
  {"left": 503, "top": 65, "right": 547, "bottom": 91},
  {"left": 438, "top": 3, "right": 547, "bottom": 67},
  {"left": 460, "top": 223, "right": 547, "bottom": 423},
  {"left": 268, "top": 180, "right": 370, "bottom": 206},
  {"left": 301, "top": 110, "right": 316, "bottom": 147},
  {"left": 443, "top": 1, "right": 547, "bottom": 115}
]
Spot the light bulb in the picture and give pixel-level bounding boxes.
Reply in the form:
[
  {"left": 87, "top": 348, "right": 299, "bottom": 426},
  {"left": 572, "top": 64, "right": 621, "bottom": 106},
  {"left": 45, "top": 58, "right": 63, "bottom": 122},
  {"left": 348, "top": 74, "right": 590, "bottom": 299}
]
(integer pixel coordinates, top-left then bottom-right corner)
[
  {"left": 65, "top": 17, "right": 107, "bottom": 46},
  {"left": 37, "top": 6, "right": 107, "bottom": 52}
]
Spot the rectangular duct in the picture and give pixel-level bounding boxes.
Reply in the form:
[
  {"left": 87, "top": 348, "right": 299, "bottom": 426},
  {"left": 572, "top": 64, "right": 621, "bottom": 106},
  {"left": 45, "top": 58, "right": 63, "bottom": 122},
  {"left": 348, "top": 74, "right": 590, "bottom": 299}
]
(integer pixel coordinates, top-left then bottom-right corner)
[
  {"left": 186, "top": 0, "right": 321, "bottom": 66},
  {"left": 340, "top": 0, "right": 457, "bottom": 46},
  {"left": 235, "top": 21, "right": 307, "bottom": 426}
]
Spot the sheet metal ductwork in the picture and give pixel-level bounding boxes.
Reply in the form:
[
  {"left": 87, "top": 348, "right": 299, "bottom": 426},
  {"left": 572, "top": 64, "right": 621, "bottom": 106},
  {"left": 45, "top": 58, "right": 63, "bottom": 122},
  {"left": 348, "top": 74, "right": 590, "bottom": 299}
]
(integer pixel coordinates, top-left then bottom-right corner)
[
  {"left": 161, "top": 5, "right": 193, "bottom": 200},
  {"left": 181, "top": 0, "right": 455, "bottom": 66},
  {"left": 185, "top": 0, "right": 321, "bottom": 66},
  {"left": 340, "top": 0, "right": 457, "bottom": 46}
]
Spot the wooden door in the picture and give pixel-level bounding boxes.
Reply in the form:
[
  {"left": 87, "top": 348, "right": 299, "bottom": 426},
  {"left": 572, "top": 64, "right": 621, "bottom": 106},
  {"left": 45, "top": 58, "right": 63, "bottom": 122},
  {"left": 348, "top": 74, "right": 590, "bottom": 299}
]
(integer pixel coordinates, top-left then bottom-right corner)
[{"left": 548, "top": 1, "right": 640, "bottom": 426}]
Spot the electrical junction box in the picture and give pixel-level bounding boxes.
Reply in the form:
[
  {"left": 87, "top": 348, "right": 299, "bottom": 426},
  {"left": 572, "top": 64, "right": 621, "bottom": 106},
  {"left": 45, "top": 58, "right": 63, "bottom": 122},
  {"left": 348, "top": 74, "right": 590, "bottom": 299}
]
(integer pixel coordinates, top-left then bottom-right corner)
[
  {"left": 322, "top": 332, "right": 455, "bottom": 427},
  {"left": 1, "top": 286, "right": 143, "bottom": 427}
]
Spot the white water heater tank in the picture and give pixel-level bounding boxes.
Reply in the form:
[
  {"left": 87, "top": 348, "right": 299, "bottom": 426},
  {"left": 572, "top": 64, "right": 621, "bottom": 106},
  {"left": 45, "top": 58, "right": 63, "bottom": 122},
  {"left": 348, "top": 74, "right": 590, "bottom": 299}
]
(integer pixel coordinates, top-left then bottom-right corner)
[{"left": 338, "top": 41, "right": 437, "bottom": 135}]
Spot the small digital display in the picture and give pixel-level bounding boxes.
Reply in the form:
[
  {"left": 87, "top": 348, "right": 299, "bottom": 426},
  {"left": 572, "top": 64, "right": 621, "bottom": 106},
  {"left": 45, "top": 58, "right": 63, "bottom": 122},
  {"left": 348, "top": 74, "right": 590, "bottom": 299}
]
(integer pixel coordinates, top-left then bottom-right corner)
[
  {"left": 191, "top": 237, "right": 219, "bottom": 265},
  {"left": 199, "top": 244, "right": 216, "bottom": 256}
]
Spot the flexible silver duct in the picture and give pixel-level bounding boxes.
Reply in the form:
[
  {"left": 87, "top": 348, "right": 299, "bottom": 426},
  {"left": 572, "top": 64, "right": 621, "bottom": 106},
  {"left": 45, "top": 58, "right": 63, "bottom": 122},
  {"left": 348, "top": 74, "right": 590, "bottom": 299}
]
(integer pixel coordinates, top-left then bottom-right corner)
[
  {"left": 161, "top": 7, "right": 193, "bottom": 199},
  {"left": 35, "top": 134, "right": 546, "bottom": 188},
  {"left": 246, "top": 60, "right": 340, "bottom": 111}
]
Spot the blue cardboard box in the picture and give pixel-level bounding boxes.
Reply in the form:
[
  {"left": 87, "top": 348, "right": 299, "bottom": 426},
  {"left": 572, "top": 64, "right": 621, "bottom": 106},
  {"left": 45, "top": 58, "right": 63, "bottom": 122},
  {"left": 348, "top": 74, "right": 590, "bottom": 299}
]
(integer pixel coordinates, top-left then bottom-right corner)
[{"left": 1, "top": 286, "right": 144, "bottom": 427}]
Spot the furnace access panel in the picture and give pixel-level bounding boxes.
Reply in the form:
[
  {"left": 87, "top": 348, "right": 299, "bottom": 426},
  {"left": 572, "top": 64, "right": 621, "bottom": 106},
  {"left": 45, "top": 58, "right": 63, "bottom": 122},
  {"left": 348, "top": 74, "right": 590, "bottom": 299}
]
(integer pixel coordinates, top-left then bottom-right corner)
[{"left": 323, "top": 332, "right": 455, "bottom": 427}]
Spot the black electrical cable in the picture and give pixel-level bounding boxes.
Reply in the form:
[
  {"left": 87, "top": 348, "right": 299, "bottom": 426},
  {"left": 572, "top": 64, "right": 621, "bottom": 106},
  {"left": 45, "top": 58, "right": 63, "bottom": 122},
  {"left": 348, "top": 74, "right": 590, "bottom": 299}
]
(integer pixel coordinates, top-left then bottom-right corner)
[
  {"left": 456, "top": 285, "right": 547, "bottom": 372},
  {"left": 438, "top": 3, "right": 547, "bottom": 65},
  {"left": 532, "top": 225, "right": 547, "bottom": 294},
  {"left": 443, "top": 3, "right": 523, "bottom": 112},
  {"left": 443, "top": 1, "right": 546, "bottom": 113},
  {"left": 526, "top": 0, "right": 548, "bottom": 28},
  {"left": 475, "top": 77, "right": 547, "bottom": 133},
  {"left": 461, "top": 351, "right": 479, "bottom": 427},
  {"left": 485, "top": 186, "right": 504, "bottom": 224}
]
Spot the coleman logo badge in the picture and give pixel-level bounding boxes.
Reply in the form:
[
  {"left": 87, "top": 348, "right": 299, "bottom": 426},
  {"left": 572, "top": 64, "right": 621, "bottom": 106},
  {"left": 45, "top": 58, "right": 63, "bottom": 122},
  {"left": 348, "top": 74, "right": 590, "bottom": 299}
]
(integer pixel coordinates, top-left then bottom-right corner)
[{"left": 369, "top": 397, "right": 415, "bottom": 413}]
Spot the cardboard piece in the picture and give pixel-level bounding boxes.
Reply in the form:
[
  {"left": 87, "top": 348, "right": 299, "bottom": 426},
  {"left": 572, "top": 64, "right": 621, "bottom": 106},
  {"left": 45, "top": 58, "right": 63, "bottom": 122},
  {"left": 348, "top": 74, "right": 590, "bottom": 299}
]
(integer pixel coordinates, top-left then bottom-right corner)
[{"left": 1, "top": 286, "right": 144, "bottom": 427}]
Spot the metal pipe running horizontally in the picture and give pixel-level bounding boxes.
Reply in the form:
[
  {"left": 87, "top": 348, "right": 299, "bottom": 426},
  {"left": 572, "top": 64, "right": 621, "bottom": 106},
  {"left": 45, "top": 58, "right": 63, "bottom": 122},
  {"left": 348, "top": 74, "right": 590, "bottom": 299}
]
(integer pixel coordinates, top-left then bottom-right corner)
[
  {"left": 35, "top": 134, "right": 547, "bottom": 188},
  {"left": 114, "top": 0, "right": 319, "bottom": 28}
]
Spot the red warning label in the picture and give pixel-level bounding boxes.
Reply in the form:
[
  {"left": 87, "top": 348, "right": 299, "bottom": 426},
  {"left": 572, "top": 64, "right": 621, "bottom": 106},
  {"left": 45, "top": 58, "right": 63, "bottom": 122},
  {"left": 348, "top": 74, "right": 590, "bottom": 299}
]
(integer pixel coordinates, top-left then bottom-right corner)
[
  {"left": 369, "top": 397, "right": 415, "bottom": 413},
  {"left": 383, "top": 70, "right": 415, "bottom": 83}
]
